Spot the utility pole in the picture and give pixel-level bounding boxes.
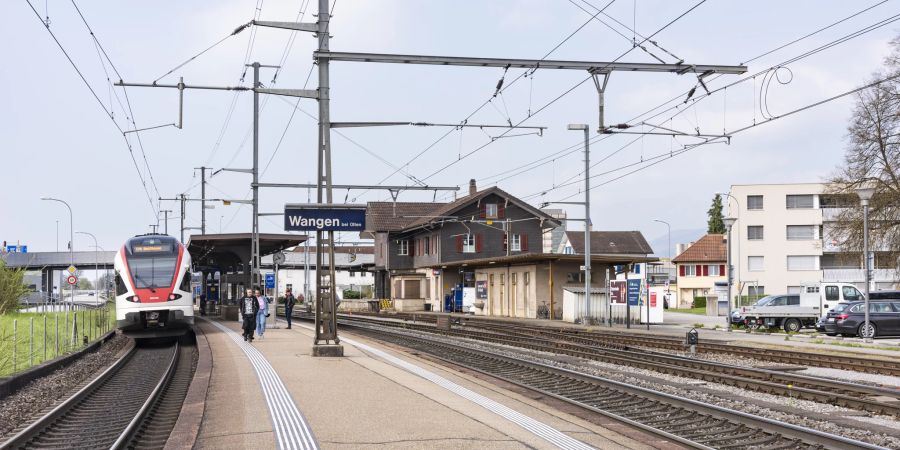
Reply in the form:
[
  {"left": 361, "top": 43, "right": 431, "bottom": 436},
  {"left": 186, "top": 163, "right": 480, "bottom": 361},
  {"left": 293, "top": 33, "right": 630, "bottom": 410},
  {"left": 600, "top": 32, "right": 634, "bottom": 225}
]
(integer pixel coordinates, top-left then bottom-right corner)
[
  {"left": 179, "top": 194, "right": 186, "bottom": 242},
  {"left": 195, "top": 166, "right": 210, "bottom": 234},
  {"left": 252, "top": 62, "right": 262, "bottom": 290},
  {"left": 160, "top": 209, "right": 172, "bottom": 235},
  {"left": 150, "top": 224, "right": 159, "bottom": 234}
]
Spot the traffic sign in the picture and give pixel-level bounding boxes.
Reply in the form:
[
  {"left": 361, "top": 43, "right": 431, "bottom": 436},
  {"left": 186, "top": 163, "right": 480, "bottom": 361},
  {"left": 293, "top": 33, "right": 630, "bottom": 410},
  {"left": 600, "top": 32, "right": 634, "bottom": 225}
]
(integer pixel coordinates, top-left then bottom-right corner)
[
  {"left": 67, "top": 265, "right": 77, "bottom": 274},
  {"left": 67, "top": 275, "right": 78, "bottom": 285}
]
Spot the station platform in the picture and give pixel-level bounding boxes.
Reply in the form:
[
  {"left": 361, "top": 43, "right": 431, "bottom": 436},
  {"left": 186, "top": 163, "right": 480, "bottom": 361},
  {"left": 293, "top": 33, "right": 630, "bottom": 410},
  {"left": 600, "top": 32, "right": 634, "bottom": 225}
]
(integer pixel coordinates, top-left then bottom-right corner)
[{"left": 193, "top": 317, "right": 669, "bottom": 450}]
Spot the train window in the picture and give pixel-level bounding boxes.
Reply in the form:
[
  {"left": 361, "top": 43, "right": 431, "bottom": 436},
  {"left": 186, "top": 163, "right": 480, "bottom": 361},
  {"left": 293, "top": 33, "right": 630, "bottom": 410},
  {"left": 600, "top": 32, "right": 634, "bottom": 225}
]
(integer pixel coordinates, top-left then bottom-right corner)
[
  {"left": 129, "top": 257, "right": 178, "bottom": 288},
  {"left": 115, "top": 272, "right": 128, "bottom": 296},
  {"left": 179, "top": 271, "right": 191, "bottom": 292}
]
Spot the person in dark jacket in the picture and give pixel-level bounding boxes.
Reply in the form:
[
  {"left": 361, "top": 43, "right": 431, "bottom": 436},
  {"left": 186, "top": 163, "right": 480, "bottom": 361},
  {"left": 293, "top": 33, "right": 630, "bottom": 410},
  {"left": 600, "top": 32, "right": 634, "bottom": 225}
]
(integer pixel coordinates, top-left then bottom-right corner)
[
  {"left": 199, "top": 293, "right": 207, "bottom": 316},
  {"left": 240, "top": 288, "right": 259, "bottom": 342},
  {"left": 284, "top": 288, "right": 296, "bottom": 329}
]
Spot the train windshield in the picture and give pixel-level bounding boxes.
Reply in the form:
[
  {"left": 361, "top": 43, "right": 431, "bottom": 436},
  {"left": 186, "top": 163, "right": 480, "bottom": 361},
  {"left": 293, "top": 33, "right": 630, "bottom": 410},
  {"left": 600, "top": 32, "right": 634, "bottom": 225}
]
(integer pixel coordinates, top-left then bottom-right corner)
[{"left": 128, "top": 256, "right": 177, "bottom": 289}]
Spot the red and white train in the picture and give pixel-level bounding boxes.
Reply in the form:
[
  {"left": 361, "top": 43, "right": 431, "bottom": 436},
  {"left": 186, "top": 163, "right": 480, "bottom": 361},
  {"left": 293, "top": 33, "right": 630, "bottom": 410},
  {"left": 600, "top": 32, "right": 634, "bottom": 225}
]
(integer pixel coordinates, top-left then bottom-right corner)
[{"left": 114, "top": 234, "right": 194, "bottom": 337}]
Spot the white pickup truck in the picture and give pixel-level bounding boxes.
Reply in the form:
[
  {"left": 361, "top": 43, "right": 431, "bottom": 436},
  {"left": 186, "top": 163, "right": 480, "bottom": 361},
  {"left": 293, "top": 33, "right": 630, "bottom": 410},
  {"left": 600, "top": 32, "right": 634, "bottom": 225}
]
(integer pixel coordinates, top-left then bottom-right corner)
[{"left": 741, "top": 282, "right": 864, "bottom": 332}]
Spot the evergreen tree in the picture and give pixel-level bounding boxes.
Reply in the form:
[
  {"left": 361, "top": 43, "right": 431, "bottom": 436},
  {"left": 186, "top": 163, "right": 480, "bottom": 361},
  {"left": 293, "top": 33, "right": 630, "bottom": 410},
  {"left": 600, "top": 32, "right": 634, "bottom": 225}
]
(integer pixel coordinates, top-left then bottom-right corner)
[{"left": 707, "top": 194, "right": 725, "bottom": 234}]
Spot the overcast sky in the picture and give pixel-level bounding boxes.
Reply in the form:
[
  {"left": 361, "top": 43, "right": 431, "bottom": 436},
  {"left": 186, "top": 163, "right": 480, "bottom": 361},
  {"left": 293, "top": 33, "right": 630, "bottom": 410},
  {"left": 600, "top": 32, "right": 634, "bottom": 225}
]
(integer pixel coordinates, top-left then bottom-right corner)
[{"left": 2, "top": 0, "right": 897, "bottom": 256}]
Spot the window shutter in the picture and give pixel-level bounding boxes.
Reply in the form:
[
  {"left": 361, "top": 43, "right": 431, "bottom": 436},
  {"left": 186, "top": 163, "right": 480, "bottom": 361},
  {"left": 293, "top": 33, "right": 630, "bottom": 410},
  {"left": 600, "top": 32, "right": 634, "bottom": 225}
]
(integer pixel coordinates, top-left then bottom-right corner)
[
  {"left": 498, "top": 203, "right": 506, "bottom": 218},
  {"left": 521, "top": 234, "right": 528, "bottom": 251},
  {"left": 456, "top": 236, "right": 463, "bottom": 253},
  {"left": 702, "top": 265, "right": 709, "bottom": 276},
  {"left": 696, "top": 265, "right": 702, "bottom": 276},
  {"left": 480, "top": 204, "right": 486, "bottom": 219},
  {"left": 679, "top": 265, "right": 685, "bottom": 276},
  {"left": 475, "top": 234, "right": 483, "bottom": 253},
  {"left": 720, "top": 264, "right": 725, "bottom": 275}
]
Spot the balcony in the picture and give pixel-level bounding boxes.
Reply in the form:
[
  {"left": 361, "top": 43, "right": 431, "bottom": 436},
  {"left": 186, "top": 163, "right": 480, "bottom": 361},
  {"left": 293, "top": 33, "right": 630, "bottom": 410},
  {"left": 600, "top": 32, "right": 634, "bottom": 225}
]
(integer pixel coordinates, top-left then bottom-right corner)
[{"left": 823, "top": 268, "right": 900, "bottom": 283}]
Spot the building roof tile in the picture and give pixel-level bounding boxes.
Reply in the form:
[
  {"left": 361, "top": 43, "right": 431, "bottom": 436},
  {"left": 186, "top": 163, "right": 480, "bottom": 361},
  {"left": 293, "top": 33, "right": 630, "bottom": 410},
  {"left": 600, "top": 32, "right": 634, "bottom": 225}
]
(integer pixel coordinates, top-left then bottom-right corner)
[{"left": 672, "top": 234, "right": 726, "bottom": 263}]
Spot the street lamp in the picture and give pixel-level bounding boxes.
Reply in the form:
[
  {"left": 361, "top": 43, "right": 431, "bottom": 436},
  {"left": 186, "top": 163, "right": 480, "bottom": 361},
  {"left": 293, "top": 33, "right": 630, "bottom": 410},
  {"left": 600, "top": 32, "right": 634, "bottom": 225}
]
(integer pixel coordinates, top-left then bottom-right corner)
[
  {"left": 76, "top": 231, "right": 99, "bottom": 306},
  {"left": 855, "top": 186, "right": 875, "bottom": 342},
  {"left": 568, "top": 123, "right": 591, "bottom": 323},
  {"left": 716, "top": 191, "right": 741, "bottom": 299},
  {"left": 42, "top": 197, "right": 74, "bottom": 306},
  {"left": 724, "top": 217, "right": 737, "bottom": 332},
  {"left": 652, "top": 219, "right": 671, "bottom": 259}
]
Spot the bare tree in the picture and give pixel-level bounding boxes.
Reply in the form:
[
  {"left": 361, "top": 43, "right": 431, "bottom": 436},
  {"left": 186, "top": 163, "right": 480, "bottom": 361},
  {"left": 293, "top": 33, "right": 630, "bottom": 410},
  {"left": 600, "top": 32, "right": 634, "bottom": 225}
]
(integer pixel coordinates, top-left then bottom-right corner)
[{"left": 826, "top": 41, "right": 900, "bottom": 271}]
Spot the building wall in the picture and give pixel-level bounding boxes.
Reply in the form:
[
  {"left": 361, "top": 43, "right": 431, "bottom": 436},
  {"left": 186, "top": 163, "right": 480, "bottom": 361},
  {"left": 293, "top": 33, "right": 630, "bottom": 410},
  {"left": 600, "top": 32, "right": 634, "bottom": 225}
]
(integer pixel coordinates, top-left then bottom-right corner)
[
  {"left": 277, "top": 267, "right": 374, "bottom": 299},
  {"left": 674, "top": 262, "right": 726, "bottom": 307},
  {"left": 438, "top": 194, "right": 544, "bottom": 264},
  {"left": 729, "top": 183, "right": 825, "bottom": 296}
]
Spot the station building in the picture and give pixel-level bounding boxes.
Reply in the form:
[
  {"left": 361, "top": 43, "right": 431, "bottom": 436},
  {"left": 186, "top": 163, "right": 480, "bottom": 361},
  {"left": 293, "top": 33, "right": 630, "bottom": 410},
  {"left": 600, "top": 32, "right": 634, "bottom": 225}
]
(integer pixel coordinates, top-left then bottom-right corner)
[{"left": 364, "top": 180, "right": 655, "bottom": 319}]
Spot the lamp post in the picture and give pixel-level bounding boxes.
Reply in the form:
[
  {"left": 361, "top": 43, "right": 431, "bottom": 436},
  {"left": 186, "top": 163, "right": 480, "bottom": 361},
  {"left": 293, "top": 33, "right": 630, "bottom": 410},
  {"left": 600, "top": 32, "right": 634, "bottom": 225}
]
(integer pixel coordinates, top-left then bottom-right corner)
[
  {"left": 568, "top": 123, "right": 591, "bottom": 323},
  {"left": 76, "top": 231, "right": 99, "bottom": 306},
  {"left": 855, "top": 186, "right": 875, "bottom": 342},
  {"left": 653, "top": 219, "right": 672, "bottom": 308},
  {"left": 716, "top": 192, "right": 741, "bottom": 299},
  {"left": 42, "top": 197, "right": 74, "bottom": 306},
  {"left": 724, "top": 217, "right": 736, "bottom": 331}
]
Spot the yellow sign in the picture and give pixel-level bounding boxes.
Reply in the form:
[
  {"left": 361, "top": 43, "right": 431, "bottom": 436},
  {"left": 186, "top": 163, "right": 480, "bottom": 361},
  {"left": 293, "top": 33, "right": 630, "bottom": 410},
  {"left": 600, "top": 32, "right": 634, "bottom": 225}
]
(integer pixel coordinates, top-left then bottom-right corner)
[
  {"left": 67, "top": 265, "right": 77, "bottom": 274},
  {"left": 223, "top": 200, "right": 231, "bottom": 206},
  {"left": 486, "top": 220, "right": 493, "bottom": 225}
]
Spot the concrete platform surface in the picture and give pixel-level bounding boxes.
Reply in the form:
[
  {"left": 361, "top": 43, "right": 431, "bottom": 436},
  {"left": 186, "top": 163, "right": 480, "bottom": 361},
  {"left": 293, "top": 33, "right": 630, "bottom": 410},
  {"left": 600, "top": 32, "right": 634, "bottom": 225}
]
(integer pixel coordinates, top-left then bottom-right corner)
[{"left": 195, "top": 317, "right": 670, "bottom": 450}]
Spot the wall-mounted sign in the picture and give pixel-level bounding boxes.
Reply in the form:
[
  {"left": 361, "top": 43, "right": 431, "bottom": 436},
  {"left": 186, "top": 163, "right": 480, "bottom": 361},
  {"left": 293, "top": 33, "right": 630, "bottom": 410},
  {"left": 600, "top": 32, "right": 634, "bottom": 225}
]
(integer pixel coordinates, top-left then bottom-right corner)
[
  {"left": 284, "top": 204, "right": 366, "bottom": 232},
  {"left": 627, "top": 279, "right": 641, "bottom": 306},
  {"left": 475, "top": 280, "right": 488, "bottom": 299}
]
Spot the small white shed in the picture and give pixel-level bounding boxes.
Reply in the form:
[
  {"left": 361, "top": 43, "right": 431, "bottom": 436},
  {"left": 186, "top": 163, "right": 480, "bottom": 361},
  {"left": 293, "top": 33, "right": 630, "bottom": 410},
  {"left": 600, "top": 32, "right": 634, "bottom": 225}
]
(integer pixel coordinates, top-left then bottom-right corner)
[{"left": 562, "top": 287, "right": 607, "bottom": 323}]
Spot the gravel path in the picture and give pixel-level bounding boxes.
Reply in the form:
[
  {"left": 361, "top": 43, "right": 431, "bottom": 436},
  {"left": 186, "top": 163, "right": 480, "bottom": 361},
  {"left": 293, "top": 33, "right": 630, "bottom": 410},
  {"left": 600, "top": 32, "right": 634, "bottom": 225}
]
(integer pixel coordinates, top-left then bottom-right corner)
[
  {"left": 367, "top": 325, "right": 900, "bottom": 449},
  {"left": 0, "top": 334, "right": 130, "bottom": 439}
]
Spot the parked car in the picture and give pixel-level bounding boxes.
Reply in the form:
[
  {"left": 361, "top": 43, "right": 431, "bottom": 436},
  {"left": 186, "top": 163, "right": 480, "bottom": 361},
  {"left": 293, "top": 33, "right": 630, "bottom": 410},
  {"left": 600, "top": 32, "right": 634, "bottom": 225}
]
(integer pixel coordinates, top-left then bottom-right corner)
[
  {"left": 819, "top": 300, "right": 900, "bottom": 338},
  {"left": 816, "top": 302, "right": 849, "bottom": 333},
  {"left": 869, "top": 290, "right": 900, "bottom": 300}
]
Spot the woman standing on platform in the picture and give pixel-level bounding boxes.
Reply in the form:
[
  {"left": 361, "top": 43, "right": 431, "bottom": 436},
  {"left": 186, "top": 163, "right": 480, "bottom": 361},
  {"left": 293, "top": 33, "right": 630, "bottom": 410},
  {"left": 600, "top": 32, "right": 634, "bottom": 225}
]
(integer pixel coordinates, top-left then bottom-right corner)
[{"left": 255, "top": 287, "right": 269, "bottom": 339}]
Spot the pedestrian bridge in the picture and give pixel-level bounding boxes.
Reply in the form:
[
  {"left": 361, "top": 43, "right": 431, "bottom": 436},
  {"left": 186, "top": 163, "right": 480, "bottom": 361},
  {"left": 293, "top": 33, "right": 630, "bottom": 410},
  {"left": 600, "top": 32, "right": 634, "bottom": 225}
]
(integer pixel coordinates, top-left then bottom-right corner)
[{"left": 1, "top": 251, "right": 116, "bottom": 271}]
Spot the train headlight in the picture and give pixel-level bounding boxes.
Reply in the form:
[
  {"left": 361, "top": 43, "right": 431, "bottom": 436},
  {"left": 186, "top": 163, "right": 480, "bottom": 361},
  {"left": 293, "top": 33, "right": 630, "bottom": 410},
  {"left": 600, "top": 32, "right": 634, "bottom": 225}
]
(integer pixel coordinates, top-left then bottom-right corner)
[
  {"left": 126, "top": 295, "right": 141, "bottom": 303},
  {"left": 168, "top": 293, "right": 182, "bottom": 301}
]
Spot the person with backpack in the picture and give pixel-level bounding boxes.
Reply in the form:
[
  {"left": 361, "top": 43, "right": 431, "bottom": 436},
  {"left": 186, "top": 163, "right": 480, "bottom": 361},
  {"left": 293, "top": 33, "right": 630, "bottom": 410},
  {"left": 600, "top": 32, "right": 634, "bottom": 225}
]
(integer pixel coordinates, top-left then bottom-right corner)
[
  {"left": 240, "top": 288, "right": 259, "bottom": 342},
  {"left": 284, "top": 288, "right": 296, "bottom": 329}
]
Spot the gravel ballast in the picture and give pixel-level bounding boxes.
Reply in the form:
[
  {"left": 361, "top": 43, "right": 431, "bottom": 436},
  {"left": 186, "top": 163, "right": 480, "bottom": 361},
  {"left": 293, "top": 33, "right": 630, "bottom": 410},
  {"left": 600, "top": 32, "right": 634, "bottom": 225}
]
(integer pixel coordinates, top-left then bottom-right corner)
[
  {"left": 364, "top": 325, "right": 900, "bottom": 449},
  {"left": 0, "top": 334, "right": 130, "bottom": 439}
]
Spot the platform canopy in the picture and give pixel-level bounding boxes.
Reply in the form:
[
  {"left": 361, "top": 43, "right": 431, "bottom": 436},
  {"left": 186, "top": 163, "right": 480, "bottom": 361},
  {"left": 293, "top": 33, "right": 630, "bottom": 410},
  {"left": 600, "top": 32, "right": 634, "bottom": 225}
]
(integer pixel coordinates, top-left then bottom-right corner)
[{"left": 187, "top": 233, "right": 307, "bottom": 273}]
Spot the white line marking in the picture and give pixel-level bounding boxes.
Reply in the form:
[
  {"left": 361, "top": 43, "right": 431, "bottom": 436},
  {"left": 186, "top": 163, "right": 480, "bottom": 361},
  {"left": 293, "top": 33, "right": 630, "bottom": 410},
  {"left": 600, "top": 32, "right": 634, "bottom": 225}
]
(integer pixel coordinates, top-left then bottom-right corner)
[
  {"left": 294, "top": 321, "right": 596, "bottom": 450},
  {"left": 207, "top": 319, "right": 318, "bottom": 450}
]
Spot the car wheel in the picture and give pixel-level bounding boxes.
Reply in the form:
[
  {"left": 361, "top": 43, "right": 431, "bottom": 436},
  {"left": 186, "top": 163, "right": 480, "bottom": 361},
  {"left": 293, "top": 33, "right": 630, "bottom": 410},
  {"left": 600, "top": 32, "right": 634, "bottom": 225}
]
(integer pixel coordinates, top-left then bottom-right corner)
[
  {"left": 783, "top": 318, "right": 801, "bottom": 333},
  {"left": 858, "top": 322, "right": 877, "bottom": 339}
]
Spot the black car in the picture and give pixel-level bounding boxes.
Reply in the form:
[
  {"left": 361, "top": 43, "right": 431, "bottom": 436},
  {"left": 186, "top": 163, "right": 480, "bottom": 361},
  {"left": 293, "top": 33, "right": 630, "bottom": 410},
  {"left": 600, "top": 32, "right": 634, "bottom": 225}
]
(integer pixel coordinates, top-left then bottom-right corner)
[{"left": 820, "top": 299, "right": 900, "bottom": 338}]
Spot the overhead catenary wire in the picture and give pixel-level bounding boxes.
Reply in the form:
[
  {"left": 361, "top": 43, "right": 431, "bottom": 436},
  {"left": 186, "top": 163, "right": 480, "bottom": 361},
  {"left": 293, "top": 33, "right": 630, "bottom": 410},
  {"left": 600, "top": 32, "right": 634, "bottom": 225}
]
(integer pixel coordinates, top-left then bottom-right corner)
[
  {"left": 24, "top": 0, "right": 157, "bottom": 216},
  {"left": 151, "top": 21, "right": 252, "bottom": 84}
]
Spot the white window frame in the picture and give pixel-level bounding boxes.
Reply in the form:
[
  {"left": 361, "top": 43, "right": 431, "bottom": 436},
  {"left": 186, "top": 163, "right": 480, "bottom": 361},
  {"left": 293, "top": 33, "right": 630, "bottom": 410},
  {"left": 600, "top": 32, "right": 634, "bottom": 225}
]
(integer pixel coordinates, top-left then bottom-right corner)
[
  {"left": 683, "top": 265, "right": 696, "bottom": 277},
  {"left": 398, "top": 240, "right": 409, "bottom": 256},
  {"left": 786, "top": 225, "right": 816, "bottom": 240},
  {"left": 786, "top": 255, "right": 818, "bottom": 271},
  {"left": 463, "top": 234, "right": 475, "bottom": 253},
  {"left": 485, "top": 203, "right": 499, "bottom": 219},
  {"left": 748, "top": 256, "right": 764, "bottom": 272},
  {"left": 708, "top": 265, "right": 721, "bottom": 276},
  {"left": 510, "top": 234, "right": 521, "bottom": 252}
]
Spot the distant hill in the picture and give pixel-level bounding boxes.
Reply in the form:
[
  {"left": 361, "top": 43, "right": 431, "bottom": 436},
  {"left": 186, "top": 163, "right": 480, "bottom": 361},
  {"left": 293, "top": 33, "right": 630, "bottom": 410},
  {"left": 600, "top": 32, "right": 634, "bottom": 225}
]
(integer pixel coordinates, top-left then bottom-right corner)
[{"left": 648, "top": 228, "right": 706, "bottom": 258}]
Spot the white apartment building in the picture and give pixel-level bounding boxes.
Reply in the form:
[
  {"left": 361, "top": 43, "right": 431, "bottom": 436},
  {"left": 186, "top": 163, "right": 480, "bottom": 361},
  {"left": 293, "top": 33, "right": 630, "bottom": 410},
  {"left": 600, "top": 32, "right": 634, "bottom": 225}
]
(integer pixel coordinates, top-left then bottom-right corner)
[{"left": 727, "top": 183, "right": 899, "bottom": 296}]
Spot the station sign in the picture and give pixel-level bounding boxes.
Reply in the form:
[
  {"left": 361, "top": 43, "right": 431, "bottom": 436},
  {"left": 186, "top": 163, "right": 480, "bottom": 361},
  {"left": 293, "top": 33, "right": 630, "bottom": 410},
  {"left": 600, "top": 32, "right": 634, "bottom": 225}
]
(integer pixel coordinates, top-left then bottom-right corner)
[
  {"left": 283, "top": 204, "right": 366, "bottom": 232},
  {"left": 265, "top": 273, "right": 275, "bottom": 289}
]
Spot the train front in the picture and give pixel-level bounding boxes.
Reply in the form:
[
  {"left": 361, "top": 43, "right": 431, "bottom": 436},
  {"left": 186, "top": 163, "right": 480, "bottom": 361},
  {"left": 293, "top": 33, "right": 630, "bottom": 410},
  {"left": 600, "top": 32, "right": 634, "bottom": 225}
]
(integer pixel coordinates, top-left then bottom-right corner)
[{"left": 114, "top": 234, "right": 194, "bottom": 337}]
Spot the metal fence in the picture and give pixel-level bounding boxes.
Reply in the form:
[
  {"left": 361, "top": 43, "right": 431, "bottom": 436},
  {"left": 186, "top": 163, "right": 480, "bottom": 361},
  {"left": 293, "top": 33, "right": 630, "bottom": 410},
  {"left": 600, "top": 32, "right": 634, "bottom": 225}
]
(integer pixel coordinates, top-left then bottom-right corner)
[{"left": 1, "top": 304, "right": 115, "bottom": 377}]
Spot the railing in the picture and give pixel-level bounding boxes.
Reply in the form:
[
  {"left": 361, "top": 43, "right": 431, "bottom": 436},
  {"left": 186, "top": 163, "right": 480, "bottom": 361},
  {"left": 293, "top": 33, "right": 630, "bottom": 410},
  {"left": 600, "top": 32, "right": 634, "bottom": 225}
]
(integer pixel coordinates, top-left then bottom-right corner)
[
  {"left": 0, "top": 303, "right": 116, "bottom": 376},
  {"left": 823, "top": 268, "right": 900, "bottom": 283}
]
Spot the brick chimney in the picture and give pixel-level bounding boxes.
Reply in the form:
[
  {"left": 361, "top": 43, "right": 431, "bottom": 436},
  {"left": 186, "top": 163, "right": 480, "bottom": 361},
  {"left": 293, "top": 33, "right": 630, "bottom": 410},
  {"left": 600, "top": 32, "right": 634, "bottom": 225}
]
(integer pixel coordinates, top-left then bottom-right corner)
[{"left": 469, "top": 179, "right": 477, "bottom": 196}]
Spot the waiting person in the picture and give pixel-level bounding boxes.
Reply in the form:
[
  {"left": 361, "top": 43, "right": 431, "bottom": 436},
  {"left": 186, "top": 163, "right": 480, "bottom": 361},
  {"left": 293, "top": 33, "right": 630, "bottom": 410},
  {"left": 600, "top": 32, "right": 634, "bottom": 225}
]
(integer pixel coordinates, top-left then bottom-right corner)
[
  {"left": 255, "top": 287, "right": 270, "bottom": 339},
  {"left": 199, "top": 293, "right": 207, "bottom": 316},
  {"left": 240, "top": 288, "right": 259, "bottom": 342},
  {"left": 284, "top": 288, "right": 296, "bottom": 329}
]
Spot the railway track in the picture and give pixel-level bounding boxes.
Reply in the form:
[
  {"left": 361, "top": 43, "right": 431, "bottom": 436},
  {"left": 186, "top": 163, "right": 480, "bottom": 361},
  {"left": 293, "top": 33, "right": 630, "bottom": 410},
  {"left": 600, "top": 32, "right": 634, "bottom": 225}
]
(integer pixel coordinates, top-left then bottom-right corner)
[
  {"left": 352, "top": 311, "right": 900, "bottom": 377},
  {"left": 331, "top": 313, "right": 900, "bottom": 418},
  {"left": 1, "top": 336, "right": 196, "bottom": 450},
  {"left": 342, "top": 321, "right": 886, "bottom": 450}
]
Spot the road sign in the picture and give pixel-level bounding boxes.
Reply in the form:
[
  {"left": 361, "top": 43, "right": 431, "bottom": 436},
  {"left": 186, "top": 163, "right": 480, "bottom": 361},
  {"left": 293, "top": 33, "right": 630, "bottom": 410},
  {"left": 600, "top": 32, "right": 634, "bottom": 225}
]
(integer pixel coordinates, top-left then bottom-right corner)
[
  {"left": 284, "top": 204, "right": 366, "bottom": 231},
  {"left": 273, "top": 251, "right": 286, "bottom": 265},
  {"left": 67, "top": 275, "right": 78, "bottom": 285},
  {"left": 67, "top": 265, "right": 77, "bottom": 274},
  {"left": 265, "top": 273, "right": 275, "bottom": 289}
]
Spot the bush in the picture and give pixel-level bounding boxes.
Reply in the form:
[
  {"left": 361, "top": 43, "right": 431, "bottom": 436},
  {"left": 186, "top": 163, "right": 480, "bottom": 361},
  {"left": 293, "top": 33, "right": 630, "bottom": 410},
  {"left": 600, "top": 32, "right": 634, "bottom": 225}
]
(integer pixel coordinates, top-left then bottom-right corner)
[
  {"left": 692, "top": 296, "right": 707, "bottom": 309},
  {"left": 0, "top": 260, "right": 28, "bottom": 314},
  {"left": 342, "top": 289, "right": 362, "bottom": 300}
]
